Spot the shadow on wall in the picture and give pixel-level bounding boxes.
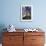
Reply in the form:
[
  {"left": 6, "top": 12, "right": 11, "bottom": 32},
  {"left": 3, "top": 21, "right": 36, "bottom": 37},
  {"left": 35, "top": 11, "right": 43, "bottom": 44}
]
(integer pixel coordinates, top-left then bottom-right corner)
[{"left": 0, "top": 24, "right": 7, "bottom": 43}]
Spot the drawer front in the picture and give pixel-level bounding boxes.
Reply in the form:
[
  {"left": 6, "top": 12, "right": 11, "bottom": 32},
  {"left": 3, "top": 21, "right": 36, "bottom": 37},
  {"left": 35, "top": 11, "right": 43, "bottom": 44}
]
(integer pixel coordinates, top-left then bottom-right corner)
[
  {"left": 3, "top": 36, "right": 23, "bottom": 46},
  {"left": 32, "top": 44, "right": 44, "bottom": 46},
  {"left": 24, "top": 32, "right": 45, "bottom": 46},
  {"left": 3, "top": 36, "right": 9, "bottom": 44},
  {"left": 3, "top": 32, "right": 23, "bottom": 36},
  {"left": 3, "top": 43, "right": 23, "bottom": 46},
  {"left": 32, "top": 36, "right": 45, "bottom": 44},
  {"left": 2, "top": 44, "right": 15, "bottom": 46},
  {"left": 24, "top": 32, "right": 44, "bottom": 36},
  {"left": 24, "top": 36, "right": 32, "bottom": 46}
]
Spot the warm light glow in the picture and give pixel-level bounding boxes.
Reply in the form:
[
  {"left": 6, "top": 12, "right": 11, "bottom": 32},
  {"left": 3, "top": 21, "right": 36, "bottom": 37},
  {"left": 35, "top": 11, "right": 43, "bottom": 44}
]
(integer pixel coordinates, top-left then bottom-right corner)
[{"left": 44, "top": 44, "right": 46, "bottom": 46}]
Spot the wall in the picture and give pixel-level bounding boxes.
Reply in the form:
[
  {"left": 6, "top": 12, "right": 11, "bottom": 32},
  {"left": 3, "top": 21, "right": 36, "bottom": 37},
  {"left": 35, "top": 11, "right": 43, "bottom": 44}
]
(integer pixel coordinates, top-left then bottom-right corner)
[
  {"left": 0, "top": 0, "right": 45, "bottom": 29},
  {"left": 0, "top": 0, "right": 46, "bottom": 31}
]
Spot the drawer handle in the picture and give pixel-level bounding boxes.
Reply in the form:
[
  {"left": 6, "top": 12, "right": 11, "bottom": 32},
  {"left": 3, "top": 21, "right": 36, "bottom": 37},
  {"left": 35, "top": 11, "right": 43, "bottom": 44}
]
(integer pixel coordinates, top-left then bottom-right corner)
[
  {"left": 9, "top": 38, "right": 12, "bottom": 40},
  {"left": 32, "top": 39, "right": 36, "bottom": 40},
  {"left": 9, "top": 38, "right": 13, "bottom": 40}
]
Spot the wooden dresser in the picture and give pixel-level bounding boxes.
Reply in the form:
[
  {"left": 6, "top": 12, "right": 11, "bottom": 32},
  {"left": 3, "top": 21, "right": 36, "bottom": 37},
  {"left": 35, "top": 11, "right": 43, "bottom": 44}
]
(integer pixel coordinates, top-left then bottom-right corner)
[{"left": 2, "top": 30, "right": 45, "bottom": 46}]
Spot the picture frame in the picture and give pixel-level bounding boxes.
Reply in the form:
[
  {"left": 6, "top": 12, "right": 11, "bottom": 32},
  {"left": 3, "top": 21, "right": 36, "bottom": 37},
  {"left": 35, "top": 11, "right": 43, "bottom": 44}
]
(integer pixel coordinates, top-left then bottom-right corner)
[{"left": 21, "top": 5, "right": 33, "bottom": 21}]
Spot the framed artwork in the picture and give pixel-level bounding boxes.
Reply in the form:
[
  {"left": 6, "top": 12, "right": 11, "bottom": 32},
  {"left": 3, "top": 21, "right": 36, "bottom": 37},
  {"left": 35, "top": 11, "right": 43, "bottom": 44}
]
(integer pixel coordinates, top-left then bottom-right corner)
[{"left": 21, "top": 5, "right": 33, "bottom": 21}]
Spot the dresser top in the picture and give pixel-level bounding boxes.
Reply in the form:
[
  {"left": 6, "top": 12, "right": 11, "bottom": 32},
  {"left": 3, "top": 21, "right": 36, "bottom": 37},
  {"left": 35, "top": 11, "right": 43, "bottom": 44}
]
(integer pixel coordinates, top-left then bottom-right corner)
[{"left": 5, "top": 29, "right": 44, "bottom": 33}]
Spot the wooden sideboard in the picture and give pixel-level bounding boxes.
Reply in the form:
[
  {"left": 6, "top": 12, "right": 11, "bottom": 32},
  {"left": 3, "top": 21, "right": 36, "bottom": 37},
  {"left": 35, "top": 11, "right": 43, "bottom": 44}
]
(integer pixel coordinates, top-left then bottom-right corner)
[{"left": 2, "top": 30, "right": 45, "bottom": 46}]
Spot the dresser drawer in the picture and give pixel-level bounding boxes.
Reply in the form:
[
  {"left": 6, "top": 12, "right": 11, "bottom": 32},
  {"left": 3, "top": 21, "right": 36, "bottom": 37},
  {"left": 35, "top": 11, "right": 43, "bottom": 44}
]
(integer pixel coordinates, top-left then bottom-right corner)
[
  {"left": 3, "top": 35, "right": 23, "bottom": 44},
  {"left": 32, "top": 36, "right": 45, "bottom": 44},
  {"left": 24, "top": 32, "right": 44, "bottom": 36},
  {"left": 32, "top": 44, "right": 44, "bottom": 46},
  {"left": 3, "top": 32, "right": 23, "bottom": 36},
  {"left": 3, "top": 43, "right": 23, "bottom": 46},
  {"left": 24, "top": 36, "right": 32, "bottom": 46},
  {"left": 24, "top": 32, "right": 45, "bottom": 46}
]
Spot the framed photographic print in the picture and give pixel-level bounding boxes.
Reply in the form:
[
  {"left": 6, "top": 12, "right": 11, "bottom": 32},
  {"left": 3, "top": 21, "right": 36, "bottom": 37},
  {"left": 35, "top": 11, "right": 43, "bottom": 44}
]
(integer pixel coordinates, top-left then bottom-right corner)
[{"left": 21, "top": 5, "right": 33, "bottom": 21}]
